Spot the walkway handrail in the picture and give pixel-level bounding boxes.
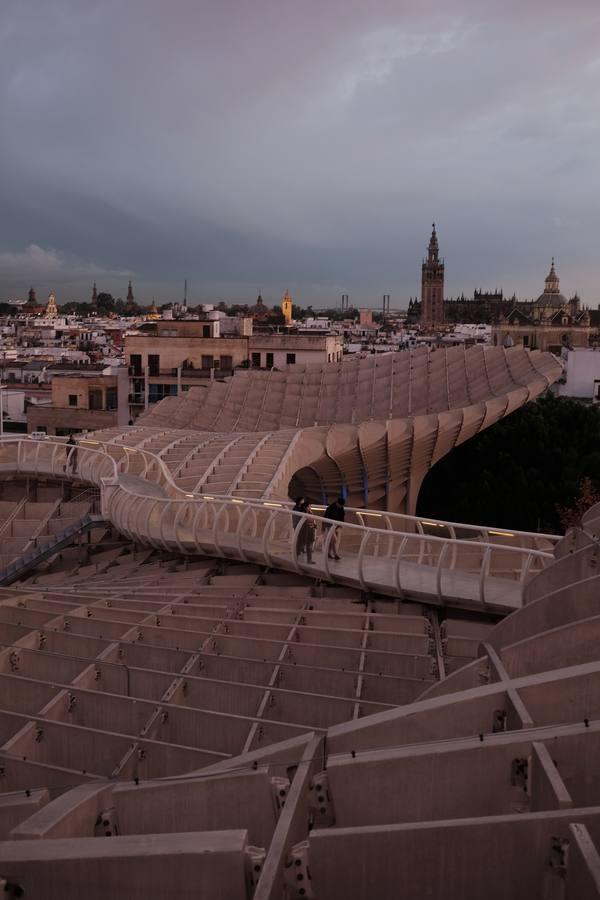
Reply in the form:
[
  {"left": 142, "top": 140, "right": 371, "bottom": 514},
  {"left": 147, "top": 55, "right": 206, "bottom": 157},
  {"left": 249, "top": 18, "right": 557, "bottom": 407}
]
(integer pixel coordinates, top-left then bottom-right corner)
[
  {"left": 103, "top": 491, "right": 552, "bottom": 608},
  {"left": 0, "top": 436, "right": 559, "bottom": 547},
  {"left": 0, "top": 437, "right": 555, "bottom": 611},
  {"left": 1, "top": 436, "right": 552, "bottom": 553}
]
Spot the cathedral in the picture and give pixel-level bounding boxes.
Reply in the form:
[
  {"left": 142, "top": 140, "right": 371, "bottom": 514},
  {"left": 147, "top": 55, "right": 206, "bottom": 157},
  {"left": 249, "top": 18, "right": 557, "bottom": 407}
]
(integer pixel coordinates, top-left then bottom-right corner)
[
  {"left": 408, "top": 230, "right": 596, "bottom": 351},
  {"left": 419, "top": 224, "right": 445, "bottom": 326},
  {"left": 493, "top": 259, "right": 592, "bottom": 353}
]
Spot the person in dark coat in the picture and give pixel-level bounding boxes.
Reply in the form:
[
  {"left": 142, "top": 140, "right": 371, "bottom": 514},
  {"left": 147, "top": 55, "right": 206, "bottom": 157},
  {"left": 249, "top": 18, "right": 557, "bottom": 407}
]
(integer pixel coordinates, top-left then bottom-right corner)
[
  {"left": 322, "top": 497, "right": 345, "bottom": 560},
  {"left": 296, "top": 500, "right": 317, "bottom": 564},
  {"left": 66, "top": 434, "right": 78, "bottom": 473}
]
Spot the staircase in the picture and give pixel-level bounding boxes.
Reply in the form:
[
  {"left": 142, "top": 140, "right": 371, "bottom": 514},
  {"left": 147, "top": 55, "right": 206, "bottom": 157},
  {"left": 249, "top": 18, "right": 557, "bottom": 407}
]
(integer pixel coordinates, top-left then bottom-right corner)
[{"left": 0, "top": 513, "right": 108, "bottom": 586}]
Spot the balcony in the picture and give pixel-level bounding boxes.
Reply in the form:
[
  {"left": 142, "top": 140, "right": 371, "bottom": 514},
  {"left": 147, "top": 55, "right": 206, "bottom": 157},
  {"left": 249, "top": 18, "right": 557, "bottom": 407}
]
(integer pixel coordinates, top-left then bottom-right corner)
[{"left": 181, "top": 368, "right": 213, "bottom": 379}]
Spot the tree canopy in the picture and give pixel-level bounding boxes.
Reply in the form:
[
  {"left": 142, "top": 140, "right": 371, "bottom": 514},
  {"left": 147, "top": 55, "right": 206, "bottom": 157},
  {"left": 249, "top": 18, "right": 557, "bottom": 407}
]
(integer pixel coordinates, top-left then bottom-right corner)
[{"left": 417, "top": 393, "right": 600, "bottom": 533}]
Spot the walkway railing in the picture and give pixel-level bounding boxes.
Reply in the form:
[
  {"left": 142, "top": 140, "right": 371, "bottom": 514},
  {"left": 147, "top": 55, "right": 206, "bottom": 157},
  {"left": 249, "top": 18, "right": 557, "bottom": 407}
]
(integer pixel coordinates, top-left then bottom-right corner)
[
  {"left": 0, "top": 513, "right": 107, "bottom": 586},
  {"left": 0, "top": 437, "right": 555, "bottom": 610},
  {"left": 1, "top": 437, "right": 559, "bottom": 548}
]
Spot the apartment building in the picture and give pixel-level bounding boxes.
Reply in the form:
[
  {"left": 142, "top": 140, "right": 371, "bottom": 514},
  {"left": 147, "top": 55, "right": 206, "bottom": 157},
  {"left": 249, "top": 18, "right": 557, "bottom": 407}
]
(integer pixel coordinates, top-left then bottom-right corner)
[
  {"left": 125, "top": 319, "right": 344, "bottom": 419},
  {"left": 249, "top": 331, "right": 343, "bottom": 368},
  {"left": 27, "top": 369, "right": 129, "bottom": 435},
  {"left": 125, "top": 319, "right": 250, "bottom": 419}
]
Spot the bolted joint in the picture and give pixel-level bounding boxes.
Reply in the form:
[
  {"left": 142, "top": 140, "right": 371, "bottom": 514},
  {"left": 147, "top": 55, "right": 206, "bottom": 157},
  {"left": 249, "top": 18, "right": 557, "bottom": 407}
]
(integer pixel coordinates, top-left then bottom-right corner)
[
  {"left": 548, "top": 835, "right": 569, "bottom": 878},
  {"left": 245, "top": 845, "right": 266, "bottom": 896},
  {"left": 284, "top": 840, "right": 315, "bottom": 899},
  {"left": 493, "top": 709, "right": 507, "bottom": 733},
  {"left": 308, "top": 771, "right": 335, "bottom": 826},
  {"left": 270, "top": 776, "right": 290, "bottom": 813},
  {"left": 94, "top": 807, "right": 119, "bottom": 838},
  {"left": 511, "top": 756, "right": 529, "bottom": 791}
]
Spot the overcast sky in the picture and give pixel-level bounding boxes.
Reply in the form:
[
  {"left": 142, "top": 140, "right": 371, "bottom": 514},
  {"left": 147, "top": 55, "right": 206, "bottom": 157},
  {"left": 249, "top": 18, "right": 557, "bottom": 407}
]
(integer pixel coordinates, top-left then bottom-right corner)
[{"left": 1, "top": 0, "right": 599, "bottom": 307}]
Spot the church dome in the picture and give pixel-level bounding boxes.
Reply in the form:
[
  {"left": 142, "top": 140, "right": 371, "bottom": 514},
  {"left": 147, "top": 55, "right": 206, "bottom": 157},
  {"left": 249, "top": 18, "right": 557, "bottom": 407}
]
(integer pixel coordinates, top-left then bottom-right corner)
[
  {"left": 535, "top": 258, "right": 568, "bottom": 307},
  {"left": 535, "top": 291, "right": 568, "bottom": 308}
]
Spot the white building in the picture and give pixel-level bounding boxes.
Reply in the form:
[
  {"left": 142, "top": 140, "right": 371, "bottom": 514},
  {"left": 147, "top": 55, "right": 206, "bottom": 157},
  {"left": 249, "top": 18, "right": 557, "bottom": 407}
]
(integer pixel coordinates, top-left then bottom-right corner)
[{"left": 556, "top": 348, "right": 600, "bottom": 401}]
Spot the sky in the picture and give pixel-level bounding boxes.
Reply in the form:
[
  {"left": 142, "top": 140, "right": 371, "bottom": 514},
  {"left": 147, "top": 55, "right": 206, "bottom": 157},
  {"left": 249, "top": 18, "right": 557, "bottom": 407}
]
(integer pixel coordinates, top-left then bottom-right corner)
[{"left": 1, "top": 0, "right": 600, "bottom": 308}]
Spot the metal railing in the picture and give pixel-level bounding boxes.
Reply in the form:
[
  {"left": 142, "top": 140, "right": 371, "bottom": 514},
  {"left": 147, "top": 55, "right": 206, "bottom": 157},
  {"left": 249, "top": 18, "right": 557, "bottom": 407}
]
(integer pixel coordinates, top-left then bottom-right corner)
[
  {"left": 0, "top": 436, "right": 555, "bottom": 610},
  {"left": 0, "top": 513, "right": 107, "bottom": 585}
]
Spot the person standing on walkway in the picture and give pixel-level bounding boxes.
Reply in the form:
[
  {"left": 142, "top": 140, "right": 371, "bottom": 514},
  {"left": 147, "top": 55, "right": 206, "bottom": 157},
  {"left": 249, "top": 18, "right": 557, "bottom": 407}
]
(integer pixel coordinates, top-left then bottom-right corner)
[
  {"left": 296, "top": 500, "right": 317, "bottom": 564},
  {"left": 66, "top": 434, "right": 78, "bottom": 474},
  {"left": 322, "top": 497, "right": 345, "bottom": 560},
  {"left": 291, "top": 496, "right": 305, "bottom": 542}
]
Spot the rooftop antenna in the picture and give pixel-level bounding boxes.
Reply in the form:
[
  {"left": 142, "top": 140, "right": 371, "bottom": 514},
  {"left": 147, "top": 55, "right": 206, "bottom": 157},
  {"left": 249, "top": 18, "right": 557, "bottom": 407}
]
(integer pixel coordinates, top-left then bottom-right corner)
[{"left": 184, "top": 279, "right": 188, "bottom": 308}]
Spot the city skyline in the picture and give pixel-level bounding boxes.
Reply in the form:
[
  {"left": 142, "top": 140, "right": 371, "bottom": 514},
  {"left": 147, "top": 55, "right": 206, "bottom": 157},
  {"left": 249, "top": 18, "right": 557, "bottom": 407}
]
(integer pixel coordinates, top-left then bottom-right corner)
[
  {"left": 4, "top": 241, "right": 588, "bottom": 312},
  {"left": 1, "top": 1, "right": 599, "bottom": 303}
]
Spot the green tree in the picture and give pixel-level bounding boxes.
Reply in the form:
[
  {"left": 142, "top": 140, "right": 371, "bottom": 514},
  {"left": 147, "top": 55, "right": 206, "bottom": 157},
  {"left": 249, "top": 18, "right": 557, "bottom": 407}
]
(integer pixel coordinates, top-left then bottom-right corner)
[
  {"left": 557, "top": 478, "right": 600, "bottom": 530},
  {"left": 96, "top": 292, "right": 115, "bottom": 313},
  {"left": 417, "top": 394, "right": 600, "bottom": 533}
]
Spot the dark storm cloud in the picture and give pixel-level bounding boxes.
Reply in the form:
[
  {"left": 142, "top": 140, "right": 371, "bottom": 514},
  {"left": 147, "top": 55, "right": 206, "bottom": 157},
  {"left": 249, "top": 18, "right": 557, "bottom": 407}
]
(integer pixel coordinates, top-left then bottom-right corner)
[{"left": 1, "top": 0, "right": 599, "bottom": 305}]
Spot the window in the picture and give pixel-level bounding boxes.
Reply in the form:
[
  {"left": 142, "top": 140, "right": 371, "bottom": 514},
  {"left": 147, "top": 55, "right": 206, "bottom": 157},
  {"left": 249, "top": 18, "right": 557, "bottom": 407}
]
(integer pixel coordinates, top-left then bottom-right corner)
[
  {"left": 203, "top": 325, "right": 211, "bottom": 338},
  {"left": 130, "top": 354, "right": 142, "bottom": 376},
  {"left": 148, "top": 354, "right": 160, "bottom": 376},
  {"left": 266, "top": 353, "right": 274, "bottom": 368},
  {"left": 220, "top": 355, "right": 233, "bottom": 370},
  {"left": 148, "top": 384, "right": 178, "bottom": 403},
  {"left": 286, "top": 353, "right": 296, "bottom": 365},
  {"left": 251, "top": 353, "right": 261, "bottom": 368},
  {"left": 68, "top": 394, "right": 77, "bottom": 407},
  {"left": 201, "top": 355, "right": 213, "bottom": 369},
  {"left": 88, "top": 389, "right": 103, "bottom": 410},
  {"left": 106, "top": 387, "right": 118, "bottom": 410}
]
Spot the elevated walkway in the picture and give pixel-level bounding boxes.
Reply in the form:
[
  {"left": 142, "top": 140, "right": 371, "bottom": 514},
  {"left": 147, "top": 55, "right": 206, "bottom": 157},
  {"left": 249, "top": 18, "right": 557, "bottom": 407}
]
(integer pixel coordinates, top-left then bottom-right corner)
[{"left": 0, "top": 438, "right": 556, "bottom": 612}]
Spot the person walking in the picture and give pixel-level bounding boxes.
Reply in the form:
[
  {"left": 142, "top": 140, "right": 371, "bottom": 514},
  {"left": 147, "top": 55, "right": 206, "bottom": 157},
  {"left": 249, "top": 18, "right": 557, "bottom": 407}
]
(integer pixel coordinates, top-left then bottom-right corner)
[
  {"left": 291, "top": 496, "right": 305, "bottom": 543},
  {"left": 296, "top": 500, "right": 317, "bottom": 564},
  {"left": 322, "top": 497, "right": 345, "bottom": 560},
  {"left": 66, "top": 434, "right": 78, "bottom": 474}
]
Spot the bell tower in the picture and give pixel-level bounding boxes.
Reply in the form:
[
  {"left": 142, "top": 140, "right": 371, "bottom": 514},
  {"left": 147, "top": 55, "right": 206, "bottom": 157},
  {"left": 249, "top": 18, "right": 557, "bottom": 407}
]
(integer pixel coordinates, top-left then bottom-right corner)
[
  {"left": 281, "top": 290, "right": 293, "bottom": 326},
  {"left": 420, "top": 223, "right": 445, "bottom": 327},
  {"left": 45, "top": 292, "right": 58, "bottom": 318}
]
